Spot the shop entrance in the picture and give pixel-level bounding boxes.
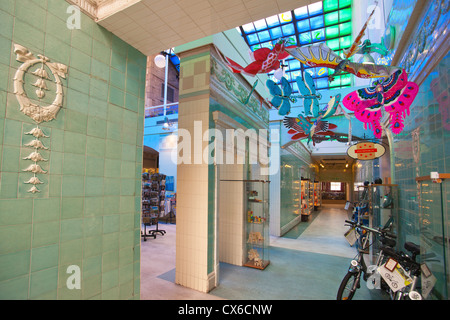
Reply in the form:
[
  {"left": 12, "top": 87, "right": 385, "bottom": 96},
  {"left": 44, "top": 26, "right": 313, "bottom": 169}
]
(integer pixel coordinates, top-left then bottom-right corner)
[{"left": 321, "top": 182, "right": 348, "bottom": 205}]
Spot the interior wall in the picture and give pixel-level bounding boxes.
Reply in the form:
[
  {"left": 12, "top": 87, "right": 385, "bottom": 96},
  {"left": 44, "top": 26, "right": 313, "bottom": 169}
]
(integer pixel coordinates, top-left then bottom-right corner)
[{"left": 0, "top": 0, "right": 146, "bottom": 299}]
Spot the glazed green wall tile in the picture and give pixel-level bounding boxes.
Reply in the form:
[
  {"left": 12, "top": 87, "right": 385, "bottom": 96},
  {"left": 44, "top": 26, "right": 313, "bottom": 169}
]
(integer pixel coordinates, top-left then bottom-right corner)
[
  {"left": 0, "top": 0, "right": 145, "bottom": 300},
  {"left": 0, "top": 275, "right": 29, "bottom": 300},
  {"left": 31, "top": 244, "right": 59, "bottom": 272},
  {"left": 0, "top": 250, "right": 30, "bottom": 282},
  {"left": 29, "top": 267, "right": 58, "bottom": 299},
  {"left": 33, "top": 198, "right": 61, "bottom": 222},
  {"left": 0, "top": 198, "right": 32, "bottom": 225},
  {"left": 32, "top": 221, "right": 59, "bottom": 247},
  {"left": 0, "top": 10, "right": 14, "bottom": 40},
  {"left": 0, "top": 225, "right": 32, "bottom": 254}
]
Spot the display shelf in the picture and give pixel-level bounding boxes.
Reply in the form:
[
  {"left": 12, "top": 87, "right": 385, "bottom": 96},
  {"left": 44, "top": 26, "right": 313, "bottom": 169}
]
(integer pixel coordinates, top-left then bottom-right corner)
[
  {"left": 244, "top": 180, "right": 270, "bottom": 270},
  {"left": 141, "top": 173, "right": 167, "bottom": 241},
  {"left": 313, "top": 181, "right": 322, "bottom": 210}
]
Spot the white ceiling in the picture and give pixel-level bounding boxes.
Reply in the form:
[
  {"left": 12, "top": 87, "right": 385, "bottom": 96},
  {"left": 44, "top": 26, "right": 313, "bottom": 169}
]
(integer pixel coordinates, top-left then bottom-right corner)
[{"left": 69, "top": 0, "right": 316, "bottom": 55}]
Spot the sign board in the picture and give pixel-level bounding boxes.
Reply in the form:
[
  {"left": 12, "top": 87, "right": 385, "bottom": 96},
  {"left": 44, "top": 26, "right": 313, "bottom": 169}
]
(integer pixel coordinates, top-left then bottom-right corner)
[{"left": 347, "top": 142, "right": 386, "bottom": 160}]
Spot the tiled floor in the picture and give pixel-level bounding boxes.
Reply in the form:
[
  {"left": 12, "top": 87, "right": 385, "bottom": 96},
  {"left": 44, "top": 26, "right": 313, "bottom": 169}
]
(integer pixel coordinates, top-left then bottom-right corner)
[{"left": 140, "top": 204, "right": 359, "bottom": 300}]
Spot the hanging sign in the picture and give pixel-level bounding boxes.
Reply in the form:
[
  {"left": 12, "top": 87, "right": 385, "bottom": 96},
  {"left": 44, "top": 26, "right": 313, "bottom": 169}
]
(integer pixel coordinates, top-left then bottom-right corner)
[{"left": 347, "top": 142, "right": 386, "bottom": 160}]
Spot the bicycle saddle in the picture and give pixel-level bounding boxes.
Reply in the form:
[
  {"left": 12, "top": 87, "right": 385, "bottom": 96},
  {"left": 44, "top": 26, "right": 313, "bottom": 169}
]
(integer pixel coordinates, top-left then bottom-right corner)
[{"left": 404, "top": 242, "right": 420, "bottom": 256}]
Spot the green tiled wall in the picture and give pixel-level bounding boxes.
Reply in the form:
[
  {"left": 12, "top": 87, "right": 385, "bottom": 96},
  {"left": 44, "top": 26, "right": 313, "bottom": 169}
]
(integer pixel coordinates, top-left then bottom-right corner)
[{"left": 0, "top": 0, "right": 146, "bottom": 299}]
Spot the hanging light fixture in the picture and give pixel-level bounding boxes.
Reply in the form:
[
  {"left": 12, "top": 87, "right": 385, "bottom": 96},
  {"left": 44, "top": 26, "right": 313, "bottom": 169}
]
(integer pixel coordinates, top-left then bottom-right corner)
[
  {"left": 359, "top": 53, "right": 375, "bottom": 65},
  {"left": 154, "top": 54, "right": 166, "bottom": 68},
  {"left": 155, "top": 51, "right": 170, "bottom": 130}
]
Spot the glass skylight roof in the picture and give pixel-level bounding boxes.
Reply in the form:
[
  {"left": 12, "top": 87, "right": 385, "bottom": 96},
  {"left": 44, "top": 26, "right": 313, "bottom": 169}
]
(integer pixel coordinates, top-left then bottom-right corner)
[{"left": 238, "top": 0, "right": 353, "bottom": 92}]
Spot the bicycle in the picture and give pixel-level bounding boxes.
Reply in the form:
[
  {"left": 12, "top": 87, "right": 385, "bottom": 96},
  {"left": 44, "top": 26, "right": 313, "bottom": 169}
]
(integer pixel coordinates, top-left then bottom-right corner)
[
  {"left": 387, "top": 242, "right": 438, "bottom": 300},
  {"left": 337, "top": 220, "right": 397, "bottom": 300}
]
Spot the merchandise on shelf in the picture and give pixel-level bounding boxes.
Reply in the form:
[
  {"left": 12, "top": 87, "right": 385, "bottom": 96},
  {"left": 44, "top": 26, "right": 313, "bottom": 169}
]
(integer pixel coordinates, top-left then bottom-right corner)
[{"left": 244, "top": 180, "right": 270, "bottom": 270}]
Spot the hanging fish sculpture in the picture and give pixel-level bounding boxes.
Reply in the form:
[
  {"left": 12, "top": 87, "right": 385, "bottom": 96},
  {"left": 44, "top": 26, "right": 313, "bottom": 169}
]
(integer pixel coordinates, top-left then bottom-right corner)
[
  {"left": 224, "top": 39, "right": 291, "bottom": 76},
  {"left": 342, "top": 69, "right": 419, "bottom": 138}
]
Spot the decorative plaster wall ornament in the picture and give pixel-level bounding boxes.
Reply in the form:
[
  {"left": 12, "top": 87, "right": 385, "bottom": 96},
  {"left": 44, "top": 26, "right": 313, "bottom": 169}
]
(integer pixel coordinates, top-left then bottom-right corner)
[
  {"left": 13, "top": 44, "right": 68, "bottom": 194},
  {"left": 13, "top": 44, "right": 67, "bottom": 123}
]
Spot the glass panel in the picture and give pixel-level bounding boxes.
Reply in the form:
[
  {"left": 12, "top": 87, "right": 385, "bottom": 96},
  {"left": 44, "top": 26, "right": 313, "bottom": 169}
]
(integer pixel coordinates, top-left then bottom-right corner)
[
  {"left": 323, "top": 0, "right": 339, "bottom": 12},
  {"left": 269, "top": 27, "right": 283, "bottom": 39},
  {"left": 326, "top": 25, "right": 340, "bottom": 38},
  {"left": 317, "top": 67, "right": 328, "bottom": 76},
  {"left": 245, "top": 180, "right": 270, "bottom": 270},
  {"left": 325, "top": 11, "right": 339, "bottom": 26},
  {"left": 327, "top": 38, "right": 340, "bottom": 50},
  {"left": 308, "top": 2, "right": 323, "bottom": 16},
  {"left": 294, "top": 6, "right": 309, "bottom": 19},
  {"left": 247, "top": 33, "right": 259, "bottom": 45},
  {"left": 253, "top": 19, "right": 267, "bottom": 31},
  {"left": 340, "top": 35, "right": 352, "bottom": 48},
  {"left": 285, "top": 36, "right": 297, "bottom": 46},
  {"left": 279, "top": 11, "right": 292, "bottom": 23},
  {"left": 310, "top": 16, "right": 325, "bottom": 29},
  {"left": 419, "top": 180, "right": 449, "bottom": 299},
  {"left": 339, "top": 8, "right": 352, "bottom": 22},
  {"left": 257, "top": 30, "right": 271, "bottom": 42},
  {"left": 339, "top": 0, "right": 352, "bottom": 8},
  {"left": 291, "top": 81, "right": 299, "bottom": 93},
  {"left": 329, "top": 75, "right": 341, "bottom": 87},
  {"left": 291, "top": 69, "right": 302, "bottom": 80},
  {"left": 281, "top": 23, "right": 295, "bottom": 36},
  {"left": 340, "top": 73, "right": 352, "bottom": 86},
  {"left": 312, "top": 28, "right": 325, "bottom": 42},
  {"left": 283, "top": 72, "right": 292, "bottom": 81},
  {"left": 260, "top": 41, "right": 273, "bottom": 49},
  {"left": 288, "top": 59, "right": 301, "bottom": 70},
  {"left": 266, "top": 15, "right": 280, "bottom": 27},
  {"left": 242, "top": 23, "right": 255, "bottom": 33},
  {"left": 316, "top": 77, "right": 328, "bottom": 89},
  {"left": 339, "top": 21, "right": 352, "bottom": 35},
  {"left": 297, "top": 19, "right": 310, "bottom": 32}
]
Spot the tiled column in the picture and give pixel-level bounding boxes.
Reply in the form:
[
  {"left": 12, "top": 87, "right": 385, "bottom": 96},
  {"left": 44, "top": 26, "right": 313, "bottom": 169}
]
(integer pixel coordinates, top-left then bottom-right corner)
[{"left": 175, "top": 46, "right": 216, "bottom": 292}]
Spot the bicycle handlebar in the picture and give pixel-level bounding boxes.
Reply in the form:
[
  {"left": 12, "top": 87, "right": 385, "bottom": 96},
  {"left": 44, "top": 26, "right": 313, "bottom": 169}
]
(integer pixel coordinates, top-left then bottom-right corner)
[{"left": 345, "top": 220, "right": 397, "bottom": 239}]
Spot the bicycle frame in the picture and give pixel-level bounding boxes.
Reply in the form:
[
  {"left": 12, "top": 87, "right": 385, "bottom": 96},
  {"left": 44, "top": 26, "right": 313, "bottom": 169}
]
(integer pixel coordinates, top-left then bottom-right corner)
[{"left": 343, "top": 221, "right": 397, "bottom": 297}]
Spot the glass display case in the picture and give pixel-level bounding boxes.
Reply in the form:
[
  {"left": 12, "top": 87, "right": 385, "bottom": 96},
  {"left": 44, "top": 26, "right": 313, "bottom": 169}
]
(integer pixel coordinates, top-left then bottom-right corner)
[
  {"left": 245, "top": 180, "right": 270, "bottom": 270},
  {"left": 301, "top": 178, "right": 312, "bottom": 221},
  {"left": 417, "top": 175, "right": 449, "bottom": 300},
  {"left": 369, "top": 184, "right": 398, "bottom": 233},
  {"left": 369, "top": 184, "right": 399, "bottom": 258}
]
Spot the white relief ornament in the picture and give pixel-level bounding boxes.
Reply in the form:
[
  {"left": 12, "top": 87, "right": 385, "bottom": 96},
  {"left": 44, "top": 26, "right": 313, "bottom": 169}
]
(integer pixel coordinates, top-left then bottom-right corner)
[
  {"left": 13, "top": 44, "right": 68, "bottom": 194},
  {"left": 23, "top": 164, "right": 47, "bottom": 174},
  {"left": 24, "top": 176, "right": 44, "bottom": 185},
  {"left": 23, "top": 151, "right": 48, "bottom": 162},
  {"left": 25, "top": 127, "right": 49, "bottom": 138},
  {"left": 13, "top": 44, "right": 68, "bottom": 123}
]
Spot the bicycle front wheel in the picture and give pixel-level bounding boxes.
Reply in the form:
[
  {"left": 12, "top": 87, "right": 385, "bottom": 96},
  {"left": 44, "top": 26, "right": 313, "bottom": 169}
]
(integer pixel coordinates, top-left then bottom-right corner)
[{"left": 337, "top": 272, "right": 359, "bottom": 300}]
